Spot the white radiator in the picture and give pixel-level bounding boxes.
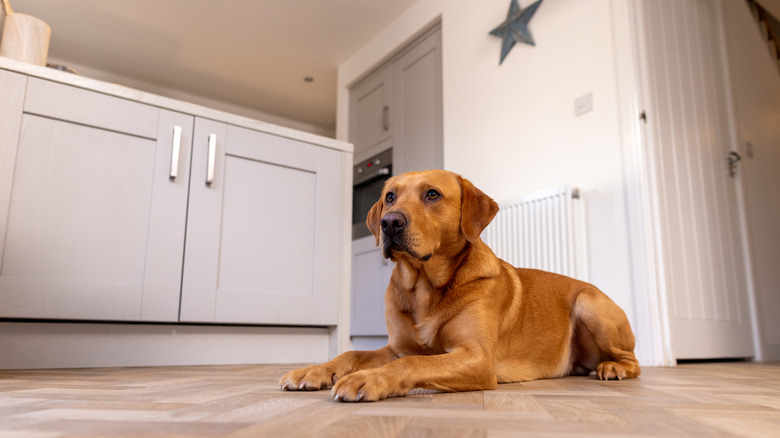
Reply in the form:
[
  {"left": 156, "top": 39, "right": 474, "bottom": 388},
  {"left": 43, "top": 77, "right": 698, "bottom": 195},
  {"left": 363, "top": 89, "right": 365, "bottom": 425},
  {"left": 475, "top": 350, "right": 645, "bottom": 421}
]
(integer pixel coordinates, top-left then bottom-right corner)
[{"left": 482, "top": 185, "right": 588, "bottom": 281}]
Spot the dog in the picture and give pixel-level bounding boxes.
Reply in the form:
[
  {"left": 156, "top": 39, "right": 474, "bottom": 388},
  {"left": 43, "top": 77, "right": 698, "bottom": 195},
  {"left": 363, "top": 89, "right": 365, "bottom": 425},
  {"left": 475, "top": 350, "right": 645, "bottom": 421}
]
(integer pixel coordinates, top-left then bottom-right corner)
[{"left": 281, "top": 170, "right": 640, "bottom": 402}]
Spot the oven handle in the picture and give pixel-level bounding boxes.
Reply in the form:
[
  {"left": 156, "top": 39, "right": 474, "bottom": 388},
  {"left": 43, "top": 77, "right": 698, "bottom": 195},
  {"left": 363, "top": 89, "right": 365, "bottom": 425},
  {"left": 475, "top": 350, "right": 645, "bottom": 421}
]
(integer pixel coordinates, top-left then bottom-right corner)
[{"left": 354, "top": 165, "right": 391, "bottom": 186}]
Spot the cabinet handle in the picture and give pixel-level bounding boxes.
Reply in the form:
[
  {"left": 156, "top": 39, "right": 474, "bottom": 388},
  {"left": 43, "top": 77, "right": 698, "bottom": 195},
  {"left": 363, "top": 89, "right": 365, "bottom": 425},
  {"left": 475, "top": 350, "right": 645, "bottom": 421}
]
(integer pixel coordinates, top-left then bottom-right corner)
[
  {"left": 206, "top": 133, "right": 217, "bottom": 185},
  {"left": 383, "top": 105, "right": 390, "bottom": 131},
  {"left": 169, "top": 125, "right": 182, "bottom": 180}
]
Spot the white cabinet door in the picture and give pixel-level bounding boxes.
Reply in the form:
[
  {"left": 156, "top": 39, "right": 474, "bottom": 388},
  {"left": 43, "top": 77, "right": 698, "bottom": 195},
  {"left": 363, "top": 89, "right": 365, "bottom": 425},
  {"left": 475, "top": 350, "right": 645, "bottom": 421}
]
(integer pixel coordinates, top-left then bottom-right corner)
[
  {"left": 0, "top": 77, "right": 192, "bottom": 322},
  {"left": 180, "top": 119, "right": 342, "bottom": 325},
  {"left": 350, "top": 235, "right": 392, "bottom": 336}
]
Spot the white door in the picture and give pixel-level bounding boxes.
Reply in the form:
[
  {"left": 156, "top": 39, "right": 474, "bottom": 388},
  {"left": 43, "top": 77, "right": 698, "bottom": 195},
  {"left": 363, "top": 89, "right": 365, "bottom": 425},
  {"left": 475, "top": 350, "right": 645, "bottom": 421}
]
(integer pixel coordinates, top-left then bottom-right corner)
[
  {"left": 640, "top": 0, "right": 754, "bottom": 359},
  {"left": 179, "top": 118, "right": 342, "bottom": 325}
]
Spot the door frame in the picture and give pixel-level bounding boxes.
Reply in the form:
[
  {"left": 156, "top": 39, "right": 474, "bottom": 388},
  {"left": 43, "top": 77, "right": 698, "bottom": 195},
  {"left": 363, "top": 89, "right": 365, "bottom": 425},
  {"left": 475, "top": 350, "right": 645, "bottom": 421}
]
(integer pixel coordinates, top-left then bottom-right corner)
[{"left": 612, "top": 0, "right": 763, "bottom": 365}]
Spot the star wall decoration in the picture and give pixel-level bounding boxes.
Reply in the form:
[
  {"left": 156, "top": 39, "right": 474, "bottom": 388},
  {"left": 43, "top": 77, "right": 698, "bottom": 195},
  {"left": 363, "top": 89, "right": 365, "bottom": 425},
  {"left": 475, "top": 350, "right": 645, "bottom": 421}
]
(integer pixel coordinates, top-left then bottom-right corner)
[{"left": 489, "top": 0, "right": 544, "bottom": 65}]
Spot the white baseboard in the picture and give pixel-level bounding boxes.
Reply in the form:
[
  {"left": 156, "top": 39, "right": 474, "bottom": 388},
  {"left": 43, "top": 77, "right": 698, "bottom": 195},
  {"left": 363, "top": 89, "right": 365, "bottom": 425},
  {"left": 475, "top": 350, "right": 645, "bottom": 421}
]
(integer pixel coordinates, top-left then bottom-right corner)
[
  {"left": 0, "top": 322, "right": 330, "bottom": 369},
  {"left": 760, "top": 343, "right": 780, "bottom": 362}
]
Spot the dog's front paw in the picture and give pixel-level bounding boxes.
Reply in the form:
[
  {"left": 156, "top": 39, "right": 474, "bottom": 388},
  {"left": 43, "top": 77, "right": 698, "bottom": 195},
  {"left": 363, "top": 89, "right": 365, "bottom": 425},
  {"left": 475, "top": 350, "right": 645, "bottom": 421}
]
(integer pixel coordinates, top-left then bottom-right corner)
[
  {"left": 596, "top": 361, "right": 630, "bottom": 380},
  {"left": 280, "top": 365, "right": 337, "bottom": 391},
  {"left": 331, "top": 370, "right": 397, "bottom": 402}
]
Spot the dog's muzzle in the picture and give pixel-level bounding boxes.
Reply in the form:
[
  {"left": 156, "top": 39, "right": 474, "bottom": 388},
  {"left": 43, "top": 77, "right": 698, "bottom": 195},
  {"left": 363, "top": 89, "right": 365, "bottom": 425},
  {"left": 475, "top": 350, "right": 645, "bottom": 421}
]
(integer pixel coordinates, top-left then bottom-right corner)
[
  {"left": 380, "top": 212, "right": 430, "bottom": 261},
  {"left": 381, "top": 212, "right": 407, "bottom": 237},
  {"left": 380, "top": 211, "right": 406, "bottom": 259}
]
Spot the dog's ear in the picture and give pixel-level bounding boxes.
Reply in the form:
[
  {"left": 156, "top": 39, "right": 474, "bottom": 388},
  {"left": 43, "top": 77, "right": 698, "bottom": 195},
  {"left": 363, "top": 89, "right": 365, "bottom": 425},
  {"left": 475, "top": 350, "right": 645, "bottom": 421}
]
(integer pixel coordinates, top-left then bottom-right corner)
[
  {"left": 460, "top": 177, "right": 499, "bottom": 243},
  {"left": 366, "top": 198, "right": 384, "bottom": 246}
]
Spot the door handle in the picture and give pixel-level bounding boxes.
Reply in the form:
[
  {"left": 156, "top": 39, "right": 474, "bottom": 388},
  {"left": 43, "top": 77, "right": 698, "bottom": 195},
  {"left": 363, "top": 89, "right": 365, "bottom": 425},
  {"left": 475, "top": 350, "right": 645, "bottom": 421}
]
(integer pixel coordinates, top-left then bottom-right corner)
[
  {"left": 169, "top": 125, "right": 182, "bottom": 179},
  {"left": 206, "top": 133, "right": 217, "bottom": 185},
  {"left": 728, "top": 151, "right": 741, "bottom": 178},
  {"left": 382, "top": 106, "right": 390, "bottom": 131}
]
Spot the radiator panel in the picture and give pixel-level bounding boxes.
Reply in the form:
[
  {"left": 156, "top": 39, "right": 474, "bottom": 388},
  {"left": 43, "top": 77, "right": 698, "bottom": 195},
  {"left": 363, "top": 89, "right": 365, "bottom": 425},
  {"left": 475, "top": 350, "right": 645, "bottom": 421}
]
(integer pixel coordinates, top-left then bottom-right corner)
[{"left": 482, "top": 186, "right": 587, "bottom": 281}]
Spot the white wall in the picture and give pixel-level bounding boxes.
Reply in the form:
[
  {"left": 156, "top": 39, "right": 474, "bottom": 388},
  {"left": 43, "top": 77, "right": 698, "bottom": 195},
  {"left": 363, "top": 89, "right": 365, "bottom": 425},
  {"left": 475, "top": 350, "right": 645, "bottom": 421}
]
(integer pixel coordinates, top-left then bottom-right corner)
[
  {"left": 338, "top": 0, "right": 646, "bottom": 362},
  {"left": 441, "top": 0, "right": 635, "bottom": 326},
  {"left": 721, "top": 0, "right": 780, "bottom": 360}
]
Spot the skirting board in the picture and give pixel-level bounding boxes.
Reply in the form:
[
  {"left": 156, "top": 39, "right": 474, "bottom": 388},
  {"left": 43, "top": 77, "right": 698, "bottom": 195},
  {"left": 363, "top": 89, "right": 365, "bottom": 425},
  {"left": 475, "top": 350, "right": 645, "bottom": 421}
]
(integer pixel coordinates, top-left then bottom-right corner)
[{"left": 0, "top": 322, "right": 330, "bottom": 370}]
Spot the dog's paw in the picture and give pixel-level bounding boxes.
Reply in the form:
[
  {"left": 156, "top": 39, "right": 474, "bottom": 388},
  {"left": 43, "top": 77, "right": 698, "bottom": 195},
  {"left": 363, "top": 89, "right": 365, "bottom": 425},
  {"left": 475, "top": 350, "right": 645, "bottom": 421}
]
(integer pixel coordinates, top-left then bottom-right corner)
[
  {"left": 331, "top": 370, "right": 395, "bottom": 402},
  {"left": 596, "top": 361, "right": 630, "bottom": 381},
  {"left": 280, "top": 365, "right": 337, "bottom": 391}
]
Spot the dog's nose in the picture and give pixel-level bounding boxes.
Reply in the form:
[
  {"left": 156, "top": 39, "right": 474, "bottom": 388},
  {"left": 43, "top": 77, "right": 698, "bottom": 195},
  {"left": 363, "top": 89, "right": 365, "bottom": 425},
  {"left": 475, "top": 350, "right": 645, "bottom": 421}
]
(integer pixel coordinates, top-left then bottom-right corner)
[{"left": 381, "top": 212, "right": 407, "bottom": 236}]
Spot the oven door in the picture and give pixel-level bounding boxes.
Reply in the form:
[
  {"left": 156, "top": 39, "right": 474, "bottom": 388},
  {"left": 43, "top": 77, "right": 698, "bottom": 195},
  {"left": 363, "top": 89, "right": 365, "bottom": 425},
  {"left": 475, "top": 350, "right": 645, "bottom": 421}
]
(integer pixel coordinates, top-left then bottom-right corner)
[{"left": 352, "top": 172, "right": 390, "bottom": 239}]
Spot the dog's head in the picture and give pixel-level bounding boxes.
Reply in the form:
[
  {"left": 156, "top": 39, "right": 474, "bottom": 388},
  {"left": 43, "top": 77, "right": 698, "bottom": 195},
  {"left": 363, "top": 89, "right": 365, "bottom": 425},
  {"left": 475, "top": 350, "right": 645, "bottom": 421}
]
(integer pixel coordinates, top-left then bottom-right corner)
[{"left": 366, "top": 170, "right": 499, "bottom": 262}]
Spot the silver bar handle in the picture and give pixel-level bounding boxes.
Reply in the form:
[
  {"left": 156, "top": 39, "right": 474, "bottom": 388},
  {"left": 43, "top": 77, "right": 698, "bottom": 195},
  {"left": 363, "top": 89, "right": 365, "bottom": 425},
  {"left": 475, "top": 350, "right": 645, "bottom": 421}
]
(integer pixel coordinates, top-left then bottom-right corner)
[
  {"left": 206, "top": 133, "right": 217, "bottom": 185},
  {"left": 383, "top": 105, "right": 390, "bottom": 131},
  {"left": 169, "top": 125, "right": 182, "bottom": 179}
]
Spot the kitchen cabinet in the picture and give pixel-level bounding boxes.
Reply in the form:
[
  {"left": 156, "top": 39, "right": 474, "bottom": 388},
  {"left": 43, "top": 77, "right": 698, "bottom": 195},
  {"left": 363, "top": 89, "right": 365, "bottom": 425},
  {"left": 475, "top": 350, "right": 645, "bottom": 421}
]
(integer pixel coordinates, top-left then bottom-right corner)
[
  {"left": 392, "top": 27, "right": 443, "bottom": 175},
  {"left": 350, "top": 235, "right": 392, "bottom": 336},
  {"left": 180, "top": 120, "right": 342, "bottom": 325},
  {"left": 0, "top": 68, "right": 348, "bottom": 327},
  {"left": 348, "top": 25, "right": 442, "bottom": 171},
  {"left": 348, "top": 25, "right": 442, "bottom": 341},
  {"left": 0, "top": 74, "right": 191, "bottom": 322},
  {"left": 348, "top": 64, "right": 393, "bottom": 160}
]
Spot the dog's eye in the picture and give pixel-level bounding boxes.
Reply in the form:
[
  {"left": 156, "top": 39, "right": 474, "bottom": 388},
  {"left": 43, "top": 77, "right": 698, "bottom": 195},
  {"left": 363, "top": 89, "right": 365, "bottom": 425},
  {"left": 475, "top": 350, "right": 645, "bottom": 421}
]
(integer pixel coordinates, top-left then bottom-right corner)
[
  {"left": 385, "top": 192, "right": 395, "bottom": 203},
  {"left": 425, "top": 189, "right": 440, "bottom": 201}
]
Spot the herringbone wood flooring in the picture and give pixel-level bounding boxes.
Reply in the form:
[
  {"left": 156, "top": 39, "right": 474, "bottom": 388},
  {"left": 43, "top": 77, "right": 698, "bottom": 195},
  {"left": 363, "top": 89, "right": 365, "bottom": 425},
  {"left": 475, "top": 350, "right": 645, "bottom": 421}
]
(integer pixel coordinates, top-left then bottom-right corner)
[{"left": 0, "top": 362, "right": 778, "bottom": 437}]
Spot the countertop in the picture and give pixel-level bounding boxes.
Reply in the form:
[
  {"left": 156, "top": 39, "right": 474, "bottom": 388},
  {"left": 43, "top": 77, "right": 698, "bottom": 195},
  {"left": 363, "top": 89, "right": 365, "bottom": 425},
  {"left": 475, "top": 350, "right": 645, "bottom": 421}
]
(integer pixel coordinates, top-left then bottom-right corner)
[{"left": 0, "top": 56, "right": 352, "bottom": 153}]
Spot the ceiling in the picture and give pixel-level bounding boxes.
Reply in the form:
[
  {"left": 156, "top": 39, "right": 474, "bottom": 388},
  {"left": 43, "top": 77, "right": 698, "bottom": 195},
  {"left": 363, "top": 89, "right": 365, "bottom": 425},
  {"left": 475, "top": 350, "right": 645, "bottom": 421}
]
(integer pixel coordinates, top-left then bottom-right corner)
[{"left": 6, "top": 0, "right": 420, "bottom": 136}]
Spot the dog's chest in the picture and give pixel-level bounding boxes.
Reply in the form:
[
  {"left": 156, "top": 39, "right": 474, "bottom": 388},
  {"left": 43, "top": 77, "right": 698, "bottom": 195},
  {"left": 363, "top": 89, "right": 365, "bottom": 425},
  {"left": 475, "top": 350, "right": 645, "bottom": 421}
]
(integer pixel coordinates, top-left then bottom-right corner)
[
  {"left": 390, "top": 262, "right": 454, "bottom": 353},
  {"left": 401, "top": 280, "right": 447, "bottom": 352}
]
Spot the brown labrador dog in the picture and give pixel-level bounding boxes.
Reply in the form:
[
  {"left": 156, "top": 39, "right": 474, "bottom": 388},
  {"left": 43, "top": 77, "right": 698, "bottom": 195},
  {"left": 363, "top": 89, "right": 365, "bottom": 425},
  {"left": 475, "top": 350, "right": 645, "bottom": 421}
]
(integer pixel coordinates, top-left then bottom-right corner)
[{"left": 281, "top": 170, "right": 640, "bottom": 401}]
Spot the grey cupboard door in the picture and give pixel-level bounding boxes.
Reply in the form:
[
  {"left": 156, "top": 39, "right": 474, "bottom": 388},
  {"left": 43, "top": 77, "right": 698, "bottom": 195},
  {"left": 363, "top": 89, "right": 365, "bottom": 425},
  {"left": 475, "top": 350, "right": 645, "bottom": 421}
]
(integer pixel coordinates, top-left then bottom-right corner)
[
  {"left": 393, "top": 27, "right": 443, "bottom": 174},
  {"left": 180, "top": 119, "right": 342, "bottom": 325},
  {"left": 349, "top": 64, "right": 393, "bottom": 159},
  {"left": 347, "top": 26, "right": 443, "bottom": 340},
  {"left": 0, "top": 76, "right": 192, "bottom": 322}
]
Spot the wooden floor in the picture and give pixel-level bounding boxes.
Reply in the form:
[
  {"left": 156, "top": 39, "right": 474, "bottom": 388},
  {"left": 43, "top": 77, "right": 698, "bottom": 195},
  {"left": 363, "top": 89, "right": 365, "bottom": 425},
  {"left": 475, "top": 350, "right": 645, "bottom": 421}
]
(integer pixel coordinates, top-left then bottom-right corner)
[{"left": 1, "top": 362, "right": 779, "bottom": 437}]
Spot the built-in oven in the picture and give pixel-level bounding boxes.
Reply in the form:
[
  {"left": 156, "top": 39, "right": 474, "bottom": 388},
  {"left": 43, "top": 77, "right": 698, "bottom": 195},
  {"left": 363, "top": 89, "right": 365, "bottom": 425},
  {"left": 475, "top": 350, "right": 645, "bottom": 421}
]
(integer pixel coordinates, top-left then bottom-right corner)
[{"left": 352, "top": 149, "right": 392, "bottom": 239}]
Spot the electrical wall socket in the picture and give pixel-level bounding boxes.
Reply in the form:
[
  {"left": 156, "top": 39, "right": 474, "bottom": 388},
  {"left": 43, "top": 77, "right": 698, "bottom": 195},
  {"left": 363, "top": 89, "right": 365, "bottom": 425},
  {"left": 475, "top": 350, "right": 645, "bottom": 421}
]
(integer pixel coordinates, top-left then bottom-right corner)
[{"left": 574, "top": 93, "right": 594, "bottom": 116}]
